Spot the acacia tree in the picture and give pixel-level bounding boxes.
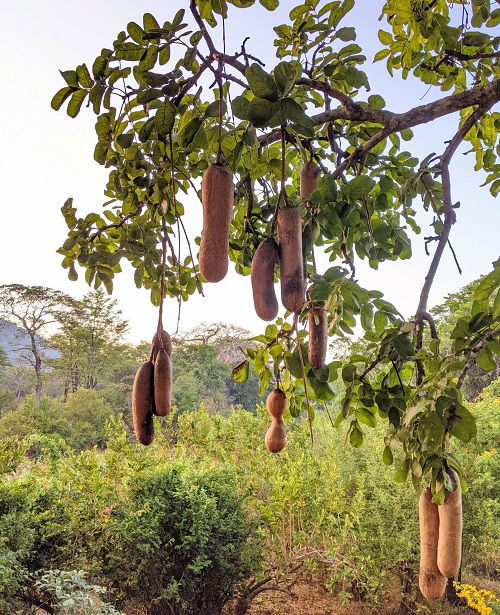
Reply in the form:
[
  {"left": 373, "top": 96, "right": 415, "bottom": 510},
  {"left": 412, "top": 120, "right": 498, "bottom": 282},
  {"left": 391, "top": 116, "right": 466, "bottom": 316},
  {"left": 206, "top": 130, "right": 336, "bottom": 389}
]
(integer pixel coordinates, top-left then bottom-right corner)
[
  {"left": 50, "top": 289, "right": 128, "bottom": 396},
  {"left": 52, "top": 0, "right": 499, "bottom": 503},
  {"left": 0, "top": 285, "right": 73, "bottom": 408}
]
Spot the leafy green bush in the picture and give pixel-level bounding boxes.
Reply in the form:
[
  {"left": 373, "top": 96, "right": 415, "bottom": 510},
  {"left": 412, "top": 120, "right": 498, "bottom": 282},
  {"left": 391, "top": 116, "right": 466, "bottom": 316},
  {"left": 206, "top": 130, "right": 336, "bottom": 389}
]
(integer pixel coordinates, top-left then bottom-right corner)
[{"left": 0, "top": 423, "right": 256, "bottom": 615}]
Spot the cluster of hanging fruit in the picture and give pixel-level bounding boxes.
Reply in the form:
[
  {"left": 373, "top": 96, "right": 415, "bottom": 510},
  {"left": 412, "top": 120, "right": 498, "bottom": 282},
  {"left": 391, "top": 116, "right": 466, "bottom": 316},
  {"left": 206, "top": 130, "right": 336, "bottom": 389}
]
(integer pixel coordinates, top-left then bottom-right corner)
[
  {"left": 132, "top": 328, "right": 172, "bottom": 445},
  {"left": 419, "top": 472, "right": 463, "bottom": 601},
  {"left": 197, "top": 157, "right": 327, "bottom": 454}
]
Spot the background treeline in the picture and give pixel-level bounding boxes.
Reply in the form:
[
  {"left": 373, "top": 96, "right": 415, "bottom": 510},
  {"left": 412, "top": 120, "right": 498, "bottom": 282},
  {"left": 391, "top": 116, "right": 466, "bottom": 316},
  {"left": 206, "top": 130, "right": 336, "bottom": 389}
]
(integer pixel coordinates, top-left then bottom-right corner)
[{"left": 0, "top": 287, "right": 262, "bottom": 447}]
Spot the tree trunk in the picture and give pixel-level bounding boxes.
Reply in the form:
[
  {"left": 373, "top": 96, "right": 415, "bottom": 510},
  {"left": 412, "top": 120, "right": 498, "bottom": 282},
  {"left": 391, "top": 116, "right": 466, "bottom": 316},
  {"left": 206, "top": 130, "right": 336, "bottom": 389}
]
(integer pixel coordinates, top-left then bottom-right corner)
[{"left": 30, "top": 333, "right": 42, "bottom": 410}]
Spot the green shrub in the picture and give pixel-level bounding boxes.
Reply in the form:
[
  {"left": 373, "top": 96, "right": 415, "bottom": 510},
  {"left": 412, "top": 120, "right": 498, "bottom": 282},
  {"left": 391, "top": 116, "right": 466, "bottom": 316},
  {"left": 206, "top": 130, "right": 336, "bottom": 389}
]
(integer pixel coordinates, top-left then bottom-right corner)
[{"left": 0, "top": 425, "right": 256, "bottom": 615}]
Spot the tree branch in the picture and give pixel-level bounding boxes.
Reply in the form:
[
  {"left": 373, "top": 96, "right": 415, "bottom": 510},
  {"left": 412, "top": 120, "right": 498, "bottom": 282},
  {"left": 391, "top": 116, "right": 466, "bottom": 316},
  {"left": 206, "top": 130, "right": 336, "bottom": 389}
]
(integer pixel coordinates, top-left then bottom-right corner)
[
  {"left": 414, "top": 102, "right": 493, "bottom": 383},
  {"left": 190, "top": 0, "right": 217, "bottom": 56},
  {"left": 445, "top": 49, "right": 500, "bottom": 62},
  {"left": 259, "top": 79, "right": 500, "bottom": 146},
  {"left": 87, "top": 203, "right": 144, "bottom": 242}
]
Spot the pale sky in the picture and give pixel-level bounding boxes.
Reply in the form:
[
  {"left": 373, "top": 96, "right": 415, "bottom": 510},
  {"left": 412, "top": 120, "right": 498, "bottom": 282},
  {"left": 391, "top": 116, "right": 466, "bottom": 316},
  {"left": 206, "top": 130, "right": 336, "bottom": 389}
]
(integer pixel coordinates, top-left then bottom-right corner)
[{"left": 1, "top": 1, "right": 498, "bottom": 343}]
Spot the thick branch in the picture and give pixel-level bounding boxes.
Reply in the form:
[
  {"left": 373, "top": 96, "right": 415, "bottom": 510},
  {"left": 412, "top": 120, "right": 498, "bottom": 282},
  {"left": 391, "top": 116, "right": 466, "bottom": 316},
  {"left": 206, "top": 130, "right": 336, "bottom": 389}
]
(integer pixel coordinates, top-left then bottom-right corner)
[
  {"left": 190, "top": 0, "right": 217, "bottom": 56},
  {"left": 413, "top": 103, "right": 493, "bottom": 383},
  {"left": 259, "top": 79, "right": 500, "bottom": 146},
  {"left": 445, "top": 49, "right": 500, "bottom": 62}
]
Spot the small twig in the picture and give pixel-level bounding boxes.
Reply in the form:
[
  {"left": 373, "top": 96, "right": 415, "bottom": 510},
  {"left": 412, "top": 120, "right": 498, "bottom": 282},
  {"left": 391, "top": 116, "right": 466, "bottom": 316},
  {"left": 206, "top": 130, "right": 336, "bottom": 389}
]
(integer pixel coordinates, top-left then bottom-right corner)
[{"left": 87, "top": 204, "right": 144, "bottom": 242}]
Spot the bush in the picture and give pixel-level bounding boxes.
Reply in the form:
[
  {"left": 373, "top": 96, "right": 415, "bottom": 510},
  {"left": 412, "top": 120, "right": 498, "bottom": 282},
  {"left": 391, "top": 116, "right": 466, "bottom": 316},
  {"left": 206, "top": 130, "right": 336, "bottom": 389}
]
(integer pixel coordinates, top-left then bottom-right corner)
[
  {"left": 0, "top": 423, "right": 256, "bottom": 615},
  {"left": 0, "top": 395, "right": 67, "bottom": 440}
]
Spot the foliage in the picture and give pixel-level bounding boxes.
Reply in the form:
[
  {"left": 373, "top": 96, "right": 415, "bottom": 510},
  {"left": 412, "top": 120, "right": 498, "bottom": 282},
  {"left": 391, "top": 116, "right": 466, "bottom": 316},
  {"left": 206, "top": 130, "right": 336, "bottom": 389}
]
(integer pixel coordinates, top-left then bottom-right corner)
[
  {"left": 0, "top": 348, "right": 7, "bottom": 376},
  {"left": 35, "top": 569, "right": 123, "bottom": 615},
  {"left": 0, "top": 384, "right": 498, "bottom": 611},
  {"left": 50, "top": 290, "right": 128, "bottom": 393},
  {"left": 0, "top": 285, "right": 73, "bottom": 407},
  {"left": 50, "top": 0, "right": 499, "bottom": 499},
  {"left": 0, "top": 395, "right": 67, "bottom": 441},
  {"left": 0, "top": 421, "right": 256, "bottom": 615},
  {"left": 431, "top": 277, "right": 499, "bottom": 400}
]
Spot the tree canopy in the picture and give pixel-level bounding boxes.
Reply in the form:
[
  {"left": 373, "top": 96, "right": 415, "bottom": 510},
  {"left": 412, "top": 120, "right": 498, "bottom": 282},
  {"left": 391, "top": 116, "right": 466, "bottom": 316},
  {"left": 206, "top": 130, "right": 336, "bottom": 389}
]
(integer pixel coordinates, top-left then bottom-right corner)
[{"left": 51, "top": 0, "right": 499, "bottom": 502}]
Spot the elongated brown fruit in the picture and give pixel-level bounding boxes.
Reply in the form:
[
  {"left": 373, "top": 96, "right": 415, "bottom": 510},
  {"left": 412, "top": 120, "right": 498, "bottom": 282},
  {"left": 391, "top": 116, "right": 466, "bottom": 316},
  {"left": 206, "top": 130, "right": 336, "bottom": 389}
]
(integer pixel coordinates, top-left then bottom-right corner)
[
  {"left": 152, "top": 329, "right": 172, "bottom": 358},
  {"left": 419, "top": 488, "right": 447, "bottom": 601},
  {"left": 251, "top": 239, "right": 279, "bottom": 321},
  {"left": 265, "top": 389, "right": 287, "bottom": 453},
  {"left": 266, "top": 388, "right": 287, "bottom": 419},
  {"left": 265, "top": 422, "right": 286, "bottom": 453},
  {"left": 308, "top": 308, "right": 328, "bottom": 369},
  {"left": 154, "top": 349, "right": 172, "bottom": 417},
  {"left": 300, "top": 161, "right": 320, "bottom": 201},
  {"left": 278, "top": 206, "right": 305, "bottom": 313},
  {"left": 132, "top": 361, "right": 155, "bottom": 445},
  {"left": 437, "top": 475, "right": 462, "bottom": 578},
  {"left": 199, "top": 164, "right": 234, "bottom": 283}
]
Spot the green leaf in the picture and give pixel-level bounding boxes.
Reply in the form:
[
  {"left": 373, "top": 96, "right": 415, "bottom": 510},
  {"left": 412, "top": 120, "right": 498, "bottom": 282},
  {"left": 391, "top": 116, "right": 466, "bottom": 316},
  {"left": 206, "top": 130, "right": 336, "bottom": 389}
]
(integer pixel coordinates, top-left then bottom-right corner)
[
  {"left": 309, "top": 376, "right": 335, "bottom": 401},
  {"left": 335, "top": 27, "right": 356, "bottom": 41},
  {"left": 155, "top": 100, "right": 176, "bottom": 137},
  {"left": 127, "top": 22, "right": 146, "bottom": 44},
  {"left": 247, "top": 97, "right": 277, "bottom": 128},
  {"left": 394, "top": 460, "right": 409, "bottom": 483},
  {"left": 349, "top": 422, "right": 364, "bottom": 447},
  {"left": 368, "top": 94, "right": 385, "bottom": 109},
  {"left": 232, "top": 360, "right": 250, "bottom": 382},
  {"left": 138, "top": 117, "right": 156, "bottom": 142},
  {"left": 284, "top": 352, "right": 303, "bottom": 378},
  {"left": 382, "top": 445, "right": 393, "bottom": 465},
  {"left": 342, "top": 364, "right": 356, "bottom": 382},
  {"left": 259, "top": 0, "right": 279, "bottom": 9},
  {"left": 346, "top": 175, "right": 375, "bottom": 199},
  {"left": 374, "top": 48, "right": 390, "bottom": 62},
  {"left": 392, "top": 333, "right": 415, "bottom": 359},
  {"left": 417, "top": 413, "right": 445, "bottom": 452},
  {"left": 156, "top": 45, "right": 169, "bottom": 66},
  {"left": 114, "top": 42, "right": 145, "bottom": 61},
  {"left": 76, "top": 64, "right": 93, "bottom": 88},
  {"left": 137, "top": 89, "right": 163, "bottom": 105},
  {"left": 117, "top": 133, "right": 134, "bottom": 148},
  {"left": 51, "top": 87, "right": 75, "bottom": 111},
  {"left": 378, "top": 30, "right": 392, "bottom": 45},
  {"left": 232, "top": 95, "right": 250, "bottom": 120},
  {"left": 205, "top": 99, "right": 227, "bottom": 118},
  {"left": 475, "top": 267, "right": 500, "bottom": 302},
  {"left": 67, "top": 90, "right": 88, "bottom": 118},
  {"left": 143, "top": 12, "right": 160, "bottom": 31},
  {"left": 178, "top": 117, "right": 202, "bottom": 147},
  {"left": 450, "top": 404, "right": 477, "bottom": 443},
  {"left": 60, "top": 70, "right": 78, "bottom": 87},
  {"left": 281, "top": 98, "right": 314, "bottom": 131},
  {"left": 374, "top": 310, "right": 388, "bottom": 336},
  {"left": 245, "top": 63, "right": 279, "bottom": 101},
  {"left": 476, "top": 346, "right": 496, "bottom": 371},
  {"left": 355, "top": 407, "right": 376, "bottom": 428},
  {"left": 273, "top": 61, "right": 301, "bottom": 95}
]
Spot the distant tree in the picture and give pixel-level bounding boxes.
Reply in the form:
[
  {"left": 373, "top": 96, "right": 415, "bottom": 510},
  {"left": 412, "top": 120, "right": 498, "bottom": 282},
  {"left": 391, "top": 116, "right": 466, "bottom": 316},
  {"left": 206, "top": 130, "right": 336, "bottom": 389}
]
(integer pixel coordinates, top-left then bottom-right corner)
[
  {"left": 0, "top": 395, "right": 67, "bottom": 440},
  {"left": 0, "top": 346, "right": 8, "bottom": 374},
  {"left": 0, "top": 285, "right": 73, "bottom": 408},
  {"left": 51, "top": 290, "right": 128, "bottom": 396},
  {"left": 177, "top": 323, "right": 261, "bottom": 411}
]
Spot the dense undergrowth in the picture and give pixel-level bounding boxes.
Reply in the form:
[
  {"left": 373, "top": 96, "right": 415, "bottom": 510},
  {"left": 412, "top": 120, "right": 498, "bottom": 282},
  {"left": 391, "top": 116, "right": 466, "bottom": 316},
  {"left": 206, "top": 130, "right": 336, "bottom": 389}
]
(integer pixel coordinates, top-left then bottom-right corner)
[{"left": 0, "top": 382, "right": 498, "bottom": 614}]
